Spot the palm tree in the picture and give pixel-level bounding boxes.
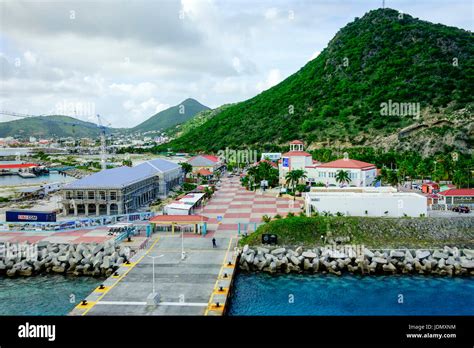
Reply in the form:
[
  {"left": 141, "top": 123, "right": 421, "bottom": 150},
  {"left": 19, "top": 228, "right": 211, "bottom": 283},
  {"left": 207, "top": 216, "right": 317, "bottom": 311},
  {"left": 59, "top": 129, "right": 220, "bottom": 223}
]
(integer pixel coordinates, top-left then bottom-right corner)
[
  {"left": 247, "top": 166, "right": 259, "bottom": 191},
  {"left": 285, "top": 169, "right": 307, "bottom": 200},
  {"left": 179, "top": 162, "right": 193, "bottom": 179},
  {"left": 335, "top": 170, "right": 350, "bottom": 186}
]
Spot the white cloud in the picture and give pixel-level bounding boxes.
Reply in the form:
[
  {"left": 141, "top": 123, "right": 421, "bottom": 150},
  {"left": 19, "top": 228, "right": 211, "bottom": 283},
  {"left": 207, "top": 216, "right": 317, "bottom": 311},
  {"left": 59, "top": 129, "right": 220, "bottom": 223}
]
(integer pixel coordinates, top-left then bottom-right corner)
[
  {"left": 0, "top": 0, "right": 471, "bottom": 128},
  {"left": 256, "top": 69, "right": 283, "bottom": 92}
]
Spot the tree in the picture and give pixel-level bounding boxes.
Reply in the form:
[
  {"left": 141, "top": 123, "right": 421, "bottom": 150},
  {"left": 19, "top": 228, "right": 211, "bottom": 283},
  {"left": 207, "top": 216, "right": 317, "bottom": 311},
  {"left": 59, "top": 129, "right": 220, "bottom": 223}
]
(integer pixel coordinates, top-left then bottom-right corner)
[
  {"left": 285, "top": 169, "right": 307, "bottom": 200},
  {"left": 179, "top": 162, "right": 193, "bottom": 178},
  {"left": 335, "top": 170, "right": 350, "bottom": 186},
  {"left": 246, "top": 166, "right": 259, "bottom": 191}
]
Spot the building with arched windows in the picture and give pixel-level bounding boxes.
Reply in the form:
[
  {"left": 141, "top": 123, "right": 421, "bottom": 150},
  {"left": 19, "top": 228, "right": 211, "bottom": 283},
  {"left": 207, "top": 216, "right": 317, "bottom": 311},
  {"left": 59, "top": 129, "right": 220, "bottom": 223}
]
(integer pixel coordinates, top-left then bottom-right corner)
[{"left": 60, "top": 159, "right": 183, "bottom": 217}]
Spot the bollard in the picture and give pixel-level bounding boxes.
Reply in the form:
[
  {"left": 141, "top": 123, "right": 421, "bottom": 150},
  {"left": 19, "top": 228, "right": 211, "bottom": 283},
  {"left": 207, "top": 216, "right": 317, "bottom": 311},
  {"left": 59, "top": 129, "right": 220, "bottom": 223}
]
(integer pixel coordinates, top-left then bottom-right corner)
[
  {"left": 228, "top": 261, "right": 232, "bottom": 266},
  {"left": 215, "top": 302, "right": 220, "bottom": 308},
  {"left": 99, "top": 284, "right": 105, "bottom": 289},
  {"left": 219, "top": 286, "right": 223, "bottom": 292},
  {"left": 223, "top": 273, "right": 228, "bottom": 278},
  {"left": 114, "top": 271, "right": 119, "bottom": 276},
  {"left": 81, "top": 300, "right": 87, "bottom": 306}
]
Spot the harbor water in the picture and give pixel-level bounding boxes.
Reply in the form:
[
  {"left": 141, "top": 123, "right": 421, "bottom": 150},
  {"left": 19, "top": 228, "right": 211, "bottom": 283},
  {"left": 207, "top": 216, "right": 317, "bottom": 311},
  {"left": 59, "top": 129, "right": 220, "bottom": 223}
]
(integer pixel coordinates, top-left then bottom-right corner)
[
  {"left": 227, "top": 273, "right": 474, "bottom": 316},
  {"left": 0, "top": 275, "right": 103, "bottom": 316}
]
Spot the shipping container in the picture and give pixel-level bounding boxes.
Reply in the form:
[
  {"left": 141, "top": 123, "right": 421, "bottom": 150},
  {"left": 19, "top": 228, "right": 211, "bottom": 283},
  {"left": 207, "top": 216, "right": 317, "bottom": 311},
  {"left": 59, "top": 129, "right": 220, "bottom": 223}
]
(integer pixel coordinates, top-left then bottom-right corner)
[{"left": 6, "top": 210, "right": 57, "bottom": 223}]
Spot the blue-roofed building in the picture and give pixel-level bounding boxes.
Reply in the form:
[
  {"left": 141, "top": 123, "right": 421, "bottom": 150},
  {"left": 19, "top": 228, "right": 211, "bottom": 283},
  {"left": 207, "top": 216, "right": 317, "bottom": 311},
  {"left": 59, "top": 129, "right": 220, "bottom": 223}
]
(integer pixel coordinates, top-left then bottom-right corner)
[{"left": 60, "top": 159, "right": 183, "bottom": 217}]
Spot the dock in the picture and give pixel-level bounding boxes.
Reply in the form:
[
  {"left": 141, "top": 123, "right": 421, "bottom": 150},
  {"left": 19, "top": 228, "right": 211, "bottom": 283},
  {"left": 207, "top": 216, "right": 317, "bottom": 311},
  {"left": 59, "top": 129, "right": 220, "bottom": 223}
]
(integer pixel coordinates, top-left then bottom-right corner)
[{"left": 70, "top": 233, "right": 239, "bottom": 316}]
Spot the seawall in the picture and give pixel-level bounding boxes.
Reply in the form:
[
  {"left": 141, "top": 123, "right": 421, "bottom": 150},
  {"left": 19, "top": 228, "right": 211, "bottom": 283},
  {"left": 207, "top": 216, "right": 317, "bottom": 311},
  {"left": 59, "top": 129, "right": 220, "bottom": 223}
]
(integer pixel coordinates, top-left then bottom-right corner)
[{"left": 238, "top": 245, "right": 474, "bottom": 276}]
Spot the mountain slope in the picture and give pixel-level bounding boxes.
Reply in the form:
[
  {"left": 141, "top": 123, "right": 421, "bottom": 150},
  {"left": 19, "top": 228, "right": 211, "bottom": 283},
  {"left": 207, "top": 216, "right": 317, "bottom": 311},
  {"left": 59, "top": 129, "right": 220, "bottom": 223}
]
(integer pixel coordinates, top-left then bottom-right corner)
[
  {"left": 163, "top": 8, "right": 473, "bottom": 154},
  {"left": 132, "top": 98, "right": 209, "bottom": 133},
  {"left": 165, "top": 104, "right": 233, "bottom": 137},
  {"left": 0, "top": 115, "right": 110, "bottom": 138}
]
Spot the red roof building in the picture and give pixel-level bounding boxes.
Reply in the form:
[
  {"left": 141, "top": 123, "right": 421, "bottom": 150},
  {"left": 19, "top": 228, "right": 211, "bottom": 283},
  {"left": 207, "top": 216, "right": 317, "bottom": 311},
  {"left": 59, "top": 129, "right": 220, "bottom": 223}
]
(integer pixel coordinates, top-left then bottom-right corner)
[
  {"left": 318, "top": 158, "right": 376, "bottom": 170},
  {"left": 0, "top": 163, "right": 39, "bottom": 169},
  {"left": 439, "top": 189, "right": 474, "bottom": 197}
]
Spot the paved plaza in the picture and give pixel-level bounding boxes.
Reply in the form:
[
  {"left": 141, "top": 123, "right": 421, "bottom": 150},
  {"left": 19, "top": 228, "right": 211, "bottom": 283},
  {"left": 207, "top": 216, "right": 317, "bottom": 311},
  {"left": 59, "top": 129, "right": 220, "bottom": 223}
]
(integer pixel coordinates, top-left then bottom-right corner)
[{"left": 0, "top": 227, "right": 114, "bottom": 244}]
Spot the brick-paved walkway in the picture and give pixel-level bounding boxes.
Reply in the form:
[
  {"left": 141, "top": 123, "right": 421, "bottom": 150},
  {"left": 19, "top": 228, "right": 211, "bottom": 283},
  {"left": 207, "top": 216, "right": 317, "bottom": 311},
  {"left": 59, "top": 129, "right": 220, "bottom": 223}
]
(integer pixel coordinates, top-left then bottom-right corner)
[
  {"left": 0, "top": 228, "right": 114, "bottom": 244},
  {"left": 198, "top": 176, "right": 303, "bottom": 235}
]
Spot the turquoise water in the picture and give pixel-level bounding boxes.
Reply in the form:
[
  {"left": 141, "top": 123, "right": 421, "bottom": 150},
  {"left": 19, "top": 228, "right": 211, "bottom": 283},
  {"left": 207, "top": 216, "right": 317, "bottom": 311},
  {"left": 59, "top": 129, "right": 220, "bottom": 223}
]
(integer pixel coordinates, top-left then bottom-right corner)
[
  {"left": 228, "top": 273, "right": 474, "bottom": 316},
  {"left": 0, "top": 275, "right": 103, "bottom": 315}
]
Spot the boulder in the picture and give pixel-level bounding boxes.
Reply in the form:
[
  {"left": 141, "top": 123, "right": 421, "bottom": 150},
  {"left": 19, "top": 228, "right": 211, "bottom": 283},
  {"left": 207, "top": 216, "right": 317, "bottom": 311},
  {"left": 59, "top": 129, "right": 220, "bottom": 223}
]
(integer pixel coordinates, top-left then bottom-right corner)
[
  {"left": 432, "top": 250, "right": 449, "bottom": 259},
  {"left": 295, "top": 246, "right": 303, "bottom": 255},
  {"left": 257, "top": 247, "right": 270, "bottom": 254},
  {"left": 463, "top": 249, "right": 474, "bottom": 259},
  {"left": 290, "top": 256, "right": 300, "bottom": 266},
  {"left": 302, "top": 251, "right": 317, "bottom": 259},
  {"left": 389, "top": 250, "right": 405, "bottom": 258},
  {"left": 363, "top": 249, "right": 375, "bottom": 258},
  {"left": 242, "top": 245, "right": 249, "bottom": 254},
  {"left": 373, "top": 257, "right": 387, "bottom": 264},
  {"left": 405, "top": 250, "right": 414, "bottom": 261},
  {"left": 437, "top": 258, "right": 446, "bottom": 269},
  {"left": 460, "top": 260, "right": 474, "bottom": 269},
  {"left": 271, "top": 248, "right": 286, "bottom": 255},
  {"left": 415, "top": 250, "right": 430, "bottom": 259},
  {"left": 52, "top": 265, "right": 65, "bottom": 273},
  {"left": 303, "top": 258, "right": 312, "bottom": 271},
  {"left": 382, "top": 263, "right": 397, "bottom": 272}
]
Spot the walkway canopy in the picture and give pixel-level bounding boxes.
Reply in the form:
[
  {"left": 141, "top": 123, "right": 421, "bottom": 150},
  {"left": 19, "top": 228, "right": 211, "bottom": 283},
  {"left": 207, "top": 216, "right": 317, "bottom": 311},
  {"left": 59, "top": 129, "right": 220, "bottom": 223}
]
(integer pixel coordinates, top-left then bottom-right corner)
[{"left": 149, "top": 215, "right": 209, "bottom": 235}]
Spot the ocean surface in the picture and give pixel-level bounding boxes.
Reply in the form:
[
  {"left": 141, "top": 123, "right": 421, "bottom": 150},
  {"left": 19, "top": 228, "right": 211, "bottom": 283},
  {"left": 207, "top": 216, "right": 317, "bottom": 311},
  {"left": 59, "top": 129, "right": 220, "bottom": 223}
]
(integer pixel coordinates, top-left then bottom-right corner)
[
  {"left": 0, "top": 275, "right": 103, "bottom": 315},
  {"left": 227, "top": 273, "right": 474, "bottom": 316}
]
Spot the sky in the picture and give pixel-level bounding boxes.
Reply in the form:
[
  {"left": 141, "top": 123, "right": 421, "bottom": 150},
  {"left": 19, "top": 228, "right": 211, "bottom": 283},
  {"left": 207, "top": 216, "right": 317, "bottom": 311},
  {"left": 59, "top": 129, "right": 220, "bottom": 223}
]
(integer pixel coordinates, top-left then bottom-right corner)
[{"left": 0, "top": 0, "right": 472, "bottom": 128}]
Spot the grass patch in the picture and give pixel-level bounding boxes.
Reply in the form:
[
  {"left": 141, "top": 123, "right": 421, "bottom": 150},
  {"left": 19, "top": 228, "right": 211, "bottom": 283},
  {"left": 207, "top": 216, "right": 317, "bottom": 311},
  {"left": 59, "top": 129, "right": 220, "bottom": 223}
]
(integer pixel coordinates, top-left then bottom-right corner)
[{"left": 240, "top": 215, "right": 474, "bottom": 248}]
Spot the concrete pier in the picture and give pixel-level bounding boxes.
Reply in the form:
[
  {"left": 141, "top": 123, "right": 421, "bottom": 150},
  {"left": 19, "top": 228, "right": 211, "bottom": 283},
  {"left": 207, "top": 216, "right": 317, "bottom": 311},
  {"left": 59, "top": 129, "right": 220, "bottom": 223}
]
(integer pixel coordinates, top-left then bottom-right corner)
[{"left": 70, "top": 234, "right": 238, "bottom": 316}]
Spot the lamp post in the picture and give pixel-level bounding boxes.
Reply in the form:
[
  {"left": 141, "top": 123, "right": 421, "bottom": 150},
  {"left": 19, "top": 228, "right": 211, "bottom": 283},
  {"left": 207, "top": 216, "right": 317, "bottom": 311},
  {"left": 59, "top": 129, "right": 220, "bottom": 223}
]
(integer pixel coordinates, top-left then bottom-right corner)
[
  {"left": 181, "top": 230, "right": 186, "bottom": 260},
  {"left": 147, "top": 254, "right": 164, "bottom": 294}
]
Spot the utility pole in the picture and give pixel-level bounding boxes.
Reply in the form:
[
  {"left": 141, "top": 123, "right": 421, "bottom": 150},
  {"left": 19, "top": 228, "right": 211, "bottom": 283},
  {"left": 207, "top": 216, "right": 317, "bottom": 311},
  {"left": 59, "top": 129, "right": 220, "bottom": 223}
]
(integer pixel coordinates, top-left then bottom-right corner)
[{"left": 96, "top": 114, "right": 107, "bottom": 171}]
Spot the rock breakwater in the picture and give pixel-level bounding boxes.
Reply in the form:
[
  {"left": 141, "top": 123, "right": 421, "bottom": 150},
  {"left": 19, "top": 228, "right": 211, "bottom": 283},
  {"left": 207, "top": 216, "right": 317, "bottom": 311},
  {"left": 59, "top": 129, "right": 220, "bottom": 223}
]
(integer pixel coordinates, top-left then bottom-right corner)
[
  {"left": 0, "top": 241, "right": 131, "bottom": 277},
  {"left": 238, "top": 245, "right": 474, "bottom": 276}
]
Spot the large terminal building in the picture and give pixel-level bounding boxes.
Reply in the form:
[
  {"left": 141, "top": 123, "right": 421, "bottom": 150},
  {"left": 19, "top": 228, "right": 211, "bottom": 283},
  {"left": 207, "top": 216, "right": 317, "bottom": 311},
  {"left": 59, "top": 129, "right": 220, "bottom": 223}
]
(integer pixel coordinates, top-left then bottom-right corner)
[{"left": 60, "top": 159, "right": 183, "bottom": 217}]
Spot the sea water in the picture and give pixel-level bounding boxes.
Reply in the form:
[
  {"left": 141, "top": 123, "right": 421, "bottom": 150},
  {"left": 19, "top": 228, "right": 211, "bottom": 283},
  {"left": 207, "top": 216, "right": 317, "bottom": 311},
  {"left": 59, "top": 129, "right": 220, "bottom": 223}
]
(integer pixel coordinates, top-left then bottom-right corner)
[
  {"left": 0, "top": 275, "right": 103, "bottom": 315},
  {"left": 228, "top": 273, "right": 474, "bottom": 316}
]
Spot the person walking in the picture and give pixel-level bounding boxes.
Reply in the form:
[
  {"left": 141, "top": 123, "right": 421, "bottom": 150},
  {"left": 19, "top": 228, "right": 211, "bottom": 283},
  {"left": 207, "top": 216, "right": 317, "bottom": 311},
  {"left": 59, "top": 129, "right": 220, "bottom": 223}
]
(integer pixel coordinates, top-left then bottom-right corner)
[{"left": 212, "top": 238, "right": 217, "bottom": 248}]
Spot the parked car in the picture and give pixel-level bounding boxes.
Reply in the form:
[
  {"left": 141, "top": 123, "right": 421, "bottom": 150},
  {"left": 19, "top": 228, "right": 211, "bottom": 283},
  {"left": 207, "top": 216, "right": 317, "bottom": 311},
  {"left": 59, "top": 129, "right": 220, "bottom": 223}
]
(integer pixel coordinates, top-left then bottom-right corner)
[{"left": 452, "top": 206, "right": 470, "bottom": 213}]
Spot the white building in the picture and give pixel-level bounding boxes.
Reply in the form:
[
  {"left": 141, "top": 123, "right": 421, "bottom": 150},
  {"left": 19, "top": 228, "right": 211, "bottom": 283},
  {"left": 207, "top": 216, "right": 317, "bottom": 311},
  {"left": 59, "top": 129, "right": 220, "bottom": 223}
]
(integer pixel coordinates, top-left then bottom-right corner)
[
  {"left": 261, "top": 153, "right": 282, "bottom": 162},
  {"left": 279, "top": 140, "right": 377, "bottom": 187},
  {"left": 304, "top": 191, "right": 427, "bottom": 217}
]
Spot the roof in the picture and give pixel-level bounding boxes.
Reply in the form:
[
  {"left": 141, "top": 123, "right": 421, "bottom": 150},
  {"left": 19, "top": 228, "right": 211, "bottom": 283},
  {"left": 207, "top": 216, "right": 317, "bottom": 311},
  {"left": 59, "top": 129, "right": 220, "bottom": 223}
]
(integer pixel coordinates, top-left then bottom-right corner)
[
  {"left": 422, "top": 182, "right": 439, "bottom": 187},
  {"left": 187, "top": 155, "right": 220, "bottom": 167},
  {"left": 253, "top": 160, "right": 278, "bottom": 168},
  {"left": 0, "top": 163, "right": 39, "bottom": 169},
  {"left": 150, "top": 215, "right": 209, "bottom": 223},
  {"left": 197, "top": 168, "right": 213, "bottom": 176},
  {"left": 64, "top": 158, "right": 181, "bottom": 189},
  {"left": 318, "top": 158, "right": 376, "bottom": 170},
  {"left": 438, "top": 189, "right": 474, "bottom": 197},
  {"left": 290, "top": 140, "right": 304, "bottom": 145},
  {"left": 281, "top": 151, "right": 312, "bottom": 157}
]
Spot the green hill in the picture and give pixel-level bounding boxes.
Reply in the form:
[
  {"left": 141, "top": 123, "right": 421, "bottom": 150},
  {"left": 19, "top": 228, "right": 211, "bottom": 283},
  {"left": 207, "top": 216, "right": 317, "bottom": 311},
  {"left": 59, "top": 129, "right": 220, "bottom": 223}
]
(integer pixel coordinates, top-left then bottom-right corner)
[
  {"left": 165, "top": 104, "right": 233, "bottom": 137},
  {"left": 162, "top": 8, "right": 473, "bottom": 154},
  {"left": 0, "top": 115, "right": 111, "bottom": 138},
  {"left": 132, "top": 98, "right": 209, "bottom": 133}
]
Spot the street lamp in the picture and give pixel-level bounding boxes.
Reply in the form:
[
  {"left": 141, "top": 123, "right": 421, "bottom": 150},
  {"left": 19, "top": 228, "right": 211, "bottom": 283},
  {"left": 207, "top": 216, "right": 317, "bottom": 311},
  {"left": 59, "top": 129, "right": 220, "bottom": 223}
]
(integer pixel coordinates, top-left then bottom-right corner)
[
  {"left": 181, "top": 230, "right": 186, "bottom": 260},
  {"left": 147, "top": 254, "right": 164, "bottom": 295}
]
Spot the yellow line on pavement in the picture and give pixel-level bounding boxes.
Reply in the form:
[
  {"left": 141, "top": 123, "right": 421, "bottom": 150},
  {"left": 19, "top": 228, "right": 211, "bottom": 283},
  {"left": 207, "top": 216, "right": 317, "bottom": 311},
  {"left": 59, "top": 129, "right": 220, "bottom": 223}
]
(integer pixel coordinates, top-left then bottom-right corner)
[
  {"left": 81, "top": 237, "right": 160, "bottom": 316},
  {"left": 204, "top": 237, "right": 234, "bottom": 316}
]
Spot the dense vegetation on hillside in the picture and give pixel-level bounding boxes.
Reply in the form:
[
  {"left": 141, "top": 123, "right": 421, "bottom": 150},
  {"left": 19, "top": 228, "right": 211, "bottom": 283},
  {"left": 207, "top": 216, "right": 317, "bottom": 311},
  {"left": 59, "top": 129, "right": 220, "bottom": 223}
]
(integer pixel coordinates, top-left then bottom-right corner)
[
  {"left": 132, "top": 98, "right": 209, "bottom": 133},
  {"left": 0, "top": 115, "right": 108, "bottom": 138},
  {"left": 165, "top": 104, "right": 232, "bottom": 137},
  {"left": 309, "top": 147, "right": 473, "bottom": 187},
  {"left": 161, "top": 8, "right": 473, "bottom": 153}
]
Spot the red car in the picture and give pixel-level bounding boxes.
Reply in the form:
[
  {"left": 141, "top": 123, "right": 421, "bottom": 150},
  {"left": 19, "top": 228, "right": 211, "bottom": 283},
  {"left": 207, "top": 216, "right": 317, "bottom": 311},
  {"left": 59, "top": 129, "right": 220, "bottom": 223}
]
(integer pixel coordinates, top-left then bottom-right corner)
[{"left": 452, "top": 206, "right": 470, "bottom": 213}]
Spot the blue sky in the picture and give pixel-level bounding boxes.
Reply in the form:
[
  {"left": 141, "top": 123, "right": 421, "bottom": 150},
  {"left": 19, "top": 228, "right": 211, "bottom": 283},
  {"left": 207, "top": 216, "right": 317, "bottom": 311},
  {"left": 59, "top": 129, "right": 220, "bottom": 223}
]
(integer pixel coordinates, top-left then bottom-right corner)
[{"left": 0, "top": 0, "right": 472, "bottom": 127}]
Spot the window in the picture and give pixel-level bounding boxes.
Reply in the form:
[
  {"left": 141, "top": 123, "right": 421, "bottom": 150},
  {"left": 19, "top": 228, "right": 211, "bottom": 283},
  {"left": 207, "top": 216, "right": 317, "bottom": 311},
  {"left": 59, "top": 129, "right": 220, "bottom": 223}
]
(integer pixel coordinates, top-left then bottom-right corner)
[
  {"left": 99, "top": 191, "right": 106, "bottom": 200},
  {"left": 76, "top": 191, "right": 84, "bottom": 199},
  {"left": 88, "top": 191, "right": 95, "bottom": 200},
  {"left": 110, "top": 191, "right": 117, "bottom": 200},
  {"left": 66, "top": 191, "right": 72, "bottom": 199}
]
